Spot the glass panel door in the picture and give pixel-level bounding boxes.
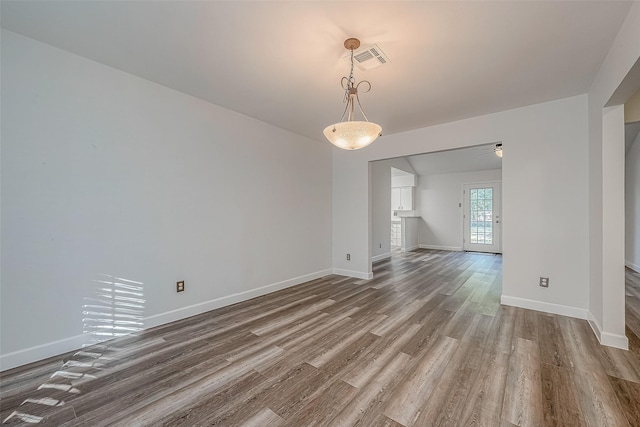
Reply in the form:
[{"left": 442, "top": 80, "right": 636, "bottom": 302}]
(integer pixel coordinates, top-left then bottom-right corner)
[{"left": 463, "top": 182, "right": 501, "bottom": 253}]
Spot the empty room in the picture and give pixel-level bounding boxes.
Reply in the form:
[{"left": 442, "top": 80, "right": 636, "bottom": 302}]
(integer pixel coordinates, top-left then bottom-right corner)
[{"left": 2, "top": 1, "right": 640, "bottom": 426}]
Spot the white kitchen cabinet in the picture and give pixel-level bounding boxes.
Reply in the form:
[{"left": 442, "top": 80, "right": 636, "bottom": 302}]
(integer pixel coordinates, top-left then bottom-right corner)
[
  {"left": 391, "top": 188, "right": 401, "bottom": 212},
  {"left": 392, "top": 187, "right": 414, "bottom": 211}
]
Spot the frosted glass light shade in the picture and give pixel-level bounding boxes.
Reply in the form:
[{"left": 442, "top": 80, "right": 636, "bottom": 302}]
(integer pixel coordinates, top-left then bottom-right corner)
[{"left": 323, "top": 121, "right": 382, "bottom": 150}]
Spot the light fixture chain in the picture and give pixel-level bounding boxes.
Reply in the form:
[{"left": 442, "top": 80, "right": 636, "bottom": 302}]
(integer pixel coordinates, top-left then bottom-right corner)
[{"left": 348, "top": 48, "right": 355, "bottom": 89}]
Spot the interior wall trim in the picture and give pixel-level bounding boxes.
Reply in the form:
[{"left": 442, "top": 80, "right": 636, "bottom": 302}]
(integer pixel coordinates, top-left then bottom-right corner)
[
  {"left": 332, "top": 269, "right": 373, "bottom": 280},
  {"left": 143, "top": 268, "right": 333, "bottom": 330},
  {"left": 501, "top": 295, "right": 629, "bottom": 350},
  {"left": 500, "top": 295, "right": 588, "bottom": 320},
  {"left": 0, "top": 268, "right": 333, "bottom": 372},
  {"left": 0, "top": 333, "right": 90, "bottom": 373},
  {"left": 419, "top": 244, "right": 463, "bottom": 252},
  {"left": 371, "top": 252, "right": 391, "bottom": 263},
  {"left": 587, "top": 311, "right": 630, "bottom": 350}
]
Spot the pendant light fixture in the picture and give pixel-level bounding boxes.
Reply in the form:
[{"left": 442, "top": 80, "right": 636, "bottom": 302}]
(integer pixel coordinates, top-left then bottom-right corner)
[{"left": 323, "top": 38, "right": 382, "bottom": 150}]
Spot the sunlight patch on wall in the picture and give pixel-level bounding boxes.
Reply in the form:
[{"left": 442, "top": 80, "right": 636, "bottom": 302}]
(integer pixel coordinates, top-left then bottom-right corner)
[{"left": 2, "top": 275, "right": 145, "bottom": 424}]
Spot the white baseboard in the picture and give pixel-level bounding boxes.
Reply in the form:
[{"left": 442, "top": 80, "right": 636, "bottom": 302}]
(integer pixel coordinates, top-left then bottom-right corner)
[
  {"left": 587, "top": 311, "right": 602, "bottom": 344},
  {"left": 0, "top": 268, "right": 333, "bottom": 372},
  {"left": 143, "top": 269, "right": 333, "bottom": 330},
  {"left": 587, "top": 311, "right": 629, "bottom": 350},
  {"left": 401, "top": 245, "right": 419, "bottom": 252},
  {"left": 500, "top": 295, "right": 588, "bottom": 320},
  {"left": 0, "top": 333, "right": 92, "bottom": 373},
  {"left": 332, "top": 269, "right": 373, "bottom": 280},
  {"left": 501, "top": 297, "right": 629, "bottom": 350},
  {"left": 371, "top": 252, "right": 391, "bottom": 263},
  {"left": 625, "top": 260, "right": 640, "bottom": 273},
  {"left": 418, "top": 244, "right": 463, "bottom": 252},
  {"left": 600, "top": 331, "right": 629, "bottom": 349}
]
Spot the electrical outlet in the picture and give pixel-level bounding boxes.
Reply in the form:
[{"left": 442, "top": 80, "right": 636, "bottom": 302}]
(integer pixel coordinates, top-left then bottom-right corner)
[
  {"left": 177, "top": 280, "right": 185, "bottom": 292},
  {"left": 539, "top": 277, "right": 549, "bottom": 288},
  {"left": 346, "top": 253, "right": 351, "bottom": 261}
]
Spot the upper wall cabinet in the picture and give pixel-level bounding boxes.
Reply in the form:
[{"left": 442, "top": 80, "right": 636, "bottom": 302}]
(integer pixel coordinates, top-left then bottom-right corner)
[{"left": 392, "top": 187, "right": 414, "bottom": 210}]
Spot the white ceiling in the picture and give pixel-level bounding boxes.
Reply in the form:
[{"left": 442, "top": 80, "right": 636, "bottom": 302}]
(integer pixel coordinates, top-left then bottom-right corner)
[
  {"left": 407, "top": 144, "right": 503, "bottom": 176},
  {"left": 0, "top": 1, "right": 633, "bottom": 143},
  {"left": 391, "top": 167, "right": 413, "bottom": 178}
]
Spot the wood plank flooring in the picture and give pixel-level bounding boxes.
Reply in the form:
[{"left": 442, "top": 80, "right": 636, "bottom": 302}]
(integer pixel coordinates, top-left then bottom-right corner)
[{"left": 2, "top": 250, "right": 640, "bottom": 426}]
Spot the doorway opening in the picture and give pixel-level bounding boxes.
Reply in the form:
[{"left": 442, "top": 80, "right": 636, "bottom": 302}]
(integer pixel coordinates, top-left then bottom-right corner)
[{"left": 370, "top": 143, "right": 503, "bottom": 264}]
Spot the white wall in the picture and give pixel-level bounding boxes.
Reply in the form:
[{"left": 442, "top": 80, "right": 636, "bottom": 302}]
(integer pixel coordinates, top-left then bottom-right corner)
[
  {"left": 626, "top": 131, "right": 640, "bottom": 271},
  {"left": 626, "top": 89, "right": 640, "bottom": 123},
  {"left": 402, "top": 218, "right": 419, "bottom": 252},
  {"left": 587, "top": 2, "right": 640, "bottom": 349},
  {"left": 333, "top": 94, "right": 591, "bottom": 319},
  {"left": 370, "top": 158, "right": 415, "bottom": 263},
  {"left": 391, "top": 174, "right": 416, "bottom": 188},
  {"left": 0, "top": 31, "right": 333, "bottom": 369},
  {"left": 417, "top": 169, "right": 501, "bottom": 251}
]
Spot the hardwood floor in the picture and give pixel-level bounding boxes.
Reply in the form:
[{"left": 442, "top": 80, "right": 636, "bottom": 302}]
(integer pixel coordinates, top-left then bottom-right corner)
[{"left": 2, "top": 250, "right": 640, "bottom": 426}]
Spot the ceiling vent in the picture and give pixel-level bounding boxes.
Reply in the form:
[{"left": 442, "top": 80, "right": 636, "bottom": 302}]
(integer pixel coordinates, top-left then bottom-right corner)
[{"left": 343, "top": 44, "right": 390, "bottom": 71}]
